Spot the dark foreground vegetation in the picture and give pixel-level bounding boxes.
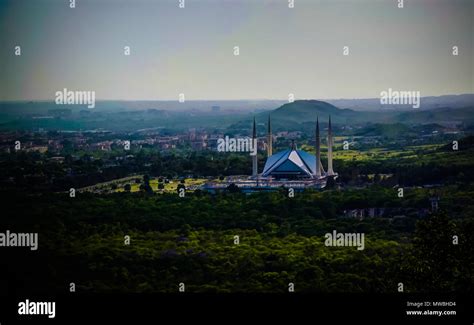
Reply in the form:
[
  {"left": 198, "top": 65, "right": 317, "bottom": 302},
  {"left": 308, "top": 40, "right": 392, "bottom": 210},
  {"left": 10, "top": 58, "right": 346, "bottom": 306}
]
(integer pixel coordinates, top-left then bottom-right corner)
[{"left": 2, "top": 184, "right": 473, "bottom": 294}]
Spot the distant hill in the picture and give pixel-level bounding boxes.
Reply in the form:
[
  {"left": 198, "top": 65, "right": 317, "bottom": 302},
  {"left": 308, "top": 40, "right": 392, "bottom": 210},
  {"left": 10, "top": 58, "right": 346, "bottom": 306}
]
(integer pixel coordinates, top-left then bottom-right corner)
[
  {"left": 270, "top": 100, "right": 355, "bottom": 121},
  {"left": 257, "top": 100, "right": 381, "bottom": 125},
  {"left": 258, "top": 100, "right": 473, "bottom": 126},
  {"left": 226, "top": 100, "right": 381, "bottom": 134},
  {"left": 228, "top": 99, "right": 473, "bottom": 135}
]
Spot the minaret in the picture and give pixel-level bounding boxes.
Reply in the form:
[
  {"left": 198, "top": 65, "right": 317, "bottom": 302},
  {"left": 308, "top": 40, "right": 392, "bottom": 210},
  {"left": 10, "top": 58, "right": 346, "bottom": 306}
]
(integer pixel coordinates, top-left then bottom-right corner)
[
  {"left": 327, "top": 115, "right": 334, "bottom": 176},
  {"left": 267, "top": 115, "right": 272, "bottom": 157},
  {"left": 291, "top": 140, "right": 296, "bottom": 150},
  {"left": 315, "top": 117, "right": 321, "bottom": 178},
  {"left": 252, "top": 117, "right": 258, "bottom": 177}
]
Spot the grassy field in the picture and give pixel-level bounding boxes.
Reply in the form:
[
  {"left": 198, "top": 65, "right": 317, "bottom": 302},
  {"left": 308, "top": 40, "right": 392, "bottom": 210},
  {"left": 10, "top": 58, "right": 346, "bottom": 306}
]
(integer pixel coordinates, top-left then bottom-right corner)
[
  {"left": 116, "top": 178, "right": 209, "bottom": 193},
  {"left": 300, "top": 142, "right": 444, "bottom": 162},
  {"left": 78, "top": 176, "right": 210, "bottom": 194}
]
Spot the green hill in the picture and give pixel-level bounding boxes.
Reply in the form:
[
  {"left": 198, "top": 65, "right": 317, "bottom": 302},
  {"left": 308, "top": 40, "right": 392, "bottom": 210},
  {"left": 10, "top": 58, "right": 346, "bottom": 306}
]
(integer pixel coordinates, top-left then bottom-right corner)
[
  {"left": 229, "top": 100, "right": 472, "bottom": 134},
  {"left": 266, "top": 100, "right": 362, "bottom": 124}
]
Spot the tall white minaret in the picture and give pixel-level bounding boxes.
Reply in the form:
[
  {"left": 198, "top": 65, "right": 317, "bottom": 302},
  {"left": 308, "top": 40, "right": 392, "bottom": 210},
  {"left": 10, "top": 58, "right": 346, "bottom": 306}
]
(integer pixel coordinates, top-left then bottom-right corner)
[
  {"left": 327, "top": 115, "right": 334, "bottom": 176},
  {"left": 267, "top": 115, "right": 272, "bottom": 157},
  {"left": 315, "top": 117, "right": 321, "bottom": 178},
  {"left": 252, "top": 117, "right": 258, "bottom": 177}
]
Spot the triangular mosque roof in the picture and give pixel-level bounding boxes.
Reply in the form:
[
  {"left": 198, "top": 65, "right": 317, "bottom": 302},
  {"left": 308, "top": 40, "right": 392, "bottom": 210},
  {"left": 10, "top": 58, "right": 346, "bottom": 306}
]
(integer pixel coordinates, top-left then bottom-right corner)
[{"left": 262, "top": 148, "right": 324, "bottom": 177}]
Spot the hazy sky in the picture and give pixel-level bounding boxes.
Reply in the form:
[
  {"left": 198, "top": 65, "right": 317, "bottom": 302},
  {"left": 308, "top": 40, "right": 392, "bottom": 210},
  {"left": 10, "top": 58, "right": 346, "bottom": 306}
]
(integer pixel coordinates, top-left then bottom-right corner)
[{"left": 1, "top": 0, "right": 473, "bottom": 101}]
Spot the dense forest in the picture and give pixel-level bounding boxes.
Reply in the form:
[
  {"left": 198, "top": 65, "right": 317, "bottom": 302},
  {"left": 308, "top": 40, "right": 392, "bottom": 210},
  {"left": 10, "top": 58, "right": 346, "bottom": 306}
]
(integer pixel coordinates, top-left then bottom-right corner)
[{"left": 2, "top": 185, "right": 473, "bottom": 294}]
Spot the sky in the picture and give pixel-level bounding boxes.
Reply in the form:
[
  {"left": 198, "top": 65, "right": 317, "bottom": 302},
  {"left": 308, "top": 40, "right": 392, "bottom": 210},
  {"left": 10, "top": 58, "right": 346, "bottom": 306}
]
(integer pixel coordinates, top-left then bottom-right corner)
[{"left": 0, "top": 0, "right": 473, "bottom": 101}]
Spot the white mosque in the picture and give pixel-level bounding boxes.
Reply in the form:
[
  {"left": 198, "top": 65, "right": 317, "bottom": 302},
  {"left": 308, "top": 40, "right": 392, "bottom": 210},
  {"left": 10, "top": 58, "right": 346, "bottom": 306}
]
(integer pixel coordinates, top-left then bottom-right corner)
[
  {"left": 253, "top": 115, "right": 335, "bottom": 181},
  {"left": 204, "top": 115, "right": 337, "bottom": 191}
]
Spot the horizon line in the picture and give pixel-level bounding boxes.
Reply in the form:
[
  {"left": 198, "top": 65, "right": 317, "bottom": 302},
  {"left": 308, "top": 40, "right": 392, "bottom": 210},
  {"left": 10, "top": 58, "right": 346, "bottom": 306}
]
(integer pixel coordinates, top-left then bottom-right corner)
[{"left": 1, "top": 93, "right": 473, "bottom": 103}]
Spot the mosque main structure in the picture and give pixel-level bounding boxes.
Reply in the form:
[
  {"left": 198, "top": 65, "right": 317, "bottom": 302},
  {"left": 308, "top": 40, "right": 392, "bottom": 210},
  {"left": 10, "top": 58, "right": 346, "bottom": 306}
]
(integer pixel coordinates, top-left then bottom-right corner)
[
  {"left": 255, "top": 116, "right": 335, "bottom": 181},
  {"left": 204, "top": 116, "right": 337, "bottom": 192}
]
